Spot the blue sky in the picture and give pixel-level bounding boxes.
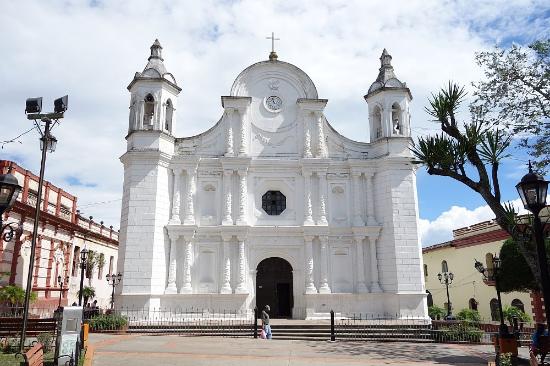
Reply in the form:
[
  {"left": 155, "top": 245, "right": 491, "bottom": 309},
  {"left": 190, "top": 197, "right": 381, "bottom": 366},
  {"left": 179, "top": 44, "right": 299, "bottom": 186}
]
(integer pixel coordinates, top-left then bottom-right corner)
[{"left": 0, "top": 0, "right": 548, "bottom": 246}]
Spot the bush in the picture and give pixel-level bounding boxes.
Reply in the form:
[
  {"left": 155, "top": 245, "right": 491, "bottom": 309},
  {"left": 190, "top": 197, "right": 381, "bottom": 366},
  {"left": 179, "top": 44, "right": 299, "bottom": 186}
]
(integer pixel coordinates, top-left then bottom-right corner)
[
  {"left": 429, "top": 305, "right": 446, "bottom": 320},
  {"left": 499, "top": 352, "right": 513, "bottom": 366},
  {"left": 436, "top": 323, "right": 483, "bottom": 343},
  {"left": 456, "top": 309, "right": 481, "bottom": 324},
  {"left": 37, "top": 332, "right": 53, "bottom": 353},
  {"left": 88, "top": 314, "right": 128, "bottom": 331},
  {"left": 0, "top": 285, "right": 37, "bottom": 305},
  {"left": 502, "top": 306, "right": 531, "bottom": 326},
  {"left": 1, "top": 336, "right": 19, "bottom": 353}
]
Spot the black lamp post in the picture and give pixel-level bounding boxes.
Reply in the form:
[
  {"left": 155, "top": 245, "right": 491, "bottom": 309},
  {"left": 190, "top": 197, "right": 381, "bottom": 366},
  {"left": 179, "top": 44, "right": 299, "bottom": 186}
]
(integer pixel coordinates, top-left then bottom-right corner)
[
  {"left": 437, "top": 271, "right": 454, "bottom": 319},
  {"left": 0, "top": 167, "right": 23, "bottom": 241},
  {"left": 106, "top": 272, "right": 122, "bottom": 310},
  {"left": 57, "top": 275, "right": 69, "bottom": 308},
  {"left": 475, "top": 255, "right": 508, "bottom": 335},
  {"left": 20, "top": 95, "right": 67, "bottom": 352},
  {"left": 516, "top": 162, "right": 549, "bottom": 331},
  {"left": 78, "top": 248, "right": 88, "bottom": 306}
]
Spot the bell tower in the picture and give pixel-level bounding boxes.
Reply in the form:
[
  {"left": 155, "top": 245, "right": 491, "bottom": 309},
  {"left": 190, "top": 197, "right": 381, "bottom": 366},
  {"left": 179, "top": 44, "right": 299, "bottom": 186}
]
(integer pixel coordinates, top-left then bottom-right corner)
[
  {"left": 127, "top": 39, "right": 181, "bottom": 136},
  {"left": 364, "top": 49, "right": 412, "bottom": 142}
]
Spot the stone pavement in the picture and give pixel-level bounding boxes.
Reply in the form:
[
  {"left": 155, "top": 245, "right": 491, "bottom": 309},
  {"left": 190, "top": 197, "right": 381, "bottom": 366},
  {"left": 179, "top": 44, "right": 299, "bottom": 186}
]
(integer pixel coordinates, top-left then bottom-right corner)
[{"left": 87, "top": 334, "right": 530, "bottom": 366}]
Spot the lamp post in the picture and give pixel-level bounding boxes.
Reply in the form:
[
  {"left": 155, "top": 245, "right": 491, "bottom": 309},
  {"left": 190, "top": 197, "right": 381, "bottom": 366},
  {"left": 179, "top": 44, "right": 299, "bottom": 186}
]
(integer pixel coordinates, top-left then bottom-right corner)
[
  {"left": 57, "top": 275, "right": 69, "bottom": 308},
  {"left": 0, "top": 166, "right": 23, "bottom": 242},
  {"left": 516, "top": 162, "right": 549, "bottom": 331},
  {"left": 78, "top": 248, "right": 88, "bottom": 306},
  {"left": 437, "top": 271, "right": 454, "bottom": 319},
  {"left": 475, "top": 255, "right": 508, "bottom": 335},
  {"left": 106, "top": 272, "right": 122, "bottom": 310},
  {"left": 19, "top": 95, "right": 67, "bottom": 352}
]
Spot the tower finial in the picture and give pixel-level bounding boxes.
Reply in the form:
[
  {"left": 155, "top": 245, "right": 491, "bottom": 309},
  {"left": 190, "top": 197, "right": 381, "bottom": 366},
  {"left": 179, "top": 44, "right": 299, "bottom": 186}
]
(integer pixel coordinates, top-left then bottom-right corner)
[
  {"left": 266, "top": 32, "right": 280, "bottom": 61},
  {"left": 380, "top": 48, "right": 392, "bottom": 67},
  {"left": 149, "top": 39, "right": 163, "bottom": 61}
]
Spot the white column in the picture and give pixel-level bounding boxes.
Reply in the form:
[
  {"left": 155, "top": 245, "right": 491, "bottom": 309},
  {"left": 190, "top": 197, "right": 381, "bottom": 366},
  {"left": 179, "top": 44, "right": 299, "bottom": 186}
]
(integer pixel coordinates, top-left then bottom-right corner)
[
  {"left": 238, "top": 108, "right": 247, "bottom": 156},
  {"left": 222, "top": 170, "right": 233, "bottom": 225},
  {"left": 304, "top": 112, "right": 313, "bottom": 158},
  {"left": 235, "top": 236, "right": 247, "bottom": 294},
  {"left": 303, "top": 170, "right": 314, "bottom": 225},
  {"left": 368, "top": 236, "right": 382, "bottom": 292},
  {"left": 225, "top": 109, "right": 234, "bottom": 156},
  {"left": 318, "top": 172, "right": 328, "bottom": 225},
  {"left": 354, "top": 236, "right": 367, "bottom": 293},
  {"left": 315, "top": 111, "right": 327, "bottom": 158},
  {"left": 220, "top": 236, "right": 232, "bottom": 294},
  {"left": 365, "top": 171, "right": 377, "bottom": 225},
  {"left": 180, "top": 235, "right": 193, "bottom": 294},
  {"left": 352, "top": 171, "right": 364, "bottom": 227},
  {"left": 318, "top": 236, "right": 331, "bottom": 293},
  {"left": 169, "top": 168, "right": 182, "bottom": 224},
  {"left": 236, "top": 169, "right": 247, "bottom": 225},
  {"left": 184, "top": 167, "right": 197, "bottom": 225},
  {"left": 304, "top": 236, "right": 317, "bottom": 294},
  {"left": 165, "top": 235, "right": 178, "bottom": 294}
]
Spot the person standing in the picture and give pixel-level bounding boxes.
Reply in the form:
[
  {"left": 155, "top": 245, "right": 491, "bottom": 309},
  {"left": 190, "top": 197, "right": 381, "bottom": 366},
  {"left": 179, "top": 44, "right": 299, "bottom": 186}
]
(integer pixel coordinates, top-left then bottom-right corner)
[{"left": 262, "top": 305, "right": 272, "bottom": 339}]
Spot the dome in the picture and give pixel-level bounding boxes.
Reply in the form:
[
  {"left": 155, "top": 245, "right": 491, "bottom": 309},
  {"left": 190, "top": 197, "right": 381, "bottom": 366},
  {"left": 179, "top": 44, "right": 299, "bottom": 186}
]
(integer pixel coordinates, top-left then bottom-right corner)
[
  {"left": 365, "top": 49, "right": 408, "bottom": 99},
  {"left": 128, "top": 39, "right": 180, "bottom": 91}
]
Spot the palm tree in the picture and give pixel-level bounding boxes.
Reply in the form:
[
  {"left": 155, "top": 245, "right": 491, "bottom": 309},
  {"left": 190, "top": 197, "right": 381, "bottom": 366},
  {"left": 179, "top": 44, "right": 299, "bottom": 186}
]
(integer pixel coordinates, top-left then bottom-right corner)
[{"left": 78, "top": 286, "right": 96, "bottom": 306}]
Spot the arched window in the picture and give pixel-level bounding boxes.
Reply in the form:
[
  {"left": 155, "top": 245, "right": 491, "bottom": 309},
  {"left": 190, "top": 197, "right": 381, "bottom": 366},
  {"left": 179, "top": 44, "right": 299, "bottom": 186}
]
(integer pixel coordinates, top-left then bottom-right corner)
[
  {"left": 72, "top": 246, "right": 80, "bottom": 277},
  {"left": 469, "top": 298, "right": 478, "bottom": 311},
  {"left": 373, "top": 106, "right": 383, "bottom": 139},
  {"left": 144, "top": 94, "right": 155, "bottom": 127},
  {"left": 424, "top": 264, "right": 428, "bottom": 277},
  {"left": 391, "top": 103, "right": 402, "bottom": 135},
  {"left": 511, "top": 299, "right": 525, "bottom": 313},
  {"left": 490, "top": 298, "right": 500, "bottom": 321},
  {"left": 441, "top": 260, "right": 449, "bottom": 273},
  {"left": 165, "top": 99, "right": 173, "bottom": 132},
  {"left": 485, "top": 253, "right": 494, "bottom": 280},
  {"left": 426, "top": 290, "right": 433, "bottom": 307}
]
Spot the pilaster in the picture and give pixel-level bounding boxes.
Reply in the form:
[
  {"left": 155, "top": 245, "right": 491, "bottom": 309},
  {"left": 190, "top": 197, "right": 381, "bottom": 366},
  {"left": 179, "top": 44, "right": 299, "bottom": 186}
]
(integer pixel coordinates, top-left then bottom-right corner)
[
  {"left": 318, "top": 235, "right": 331, "bottom": 294},
  {"left": 304, "top": 235, "right": 317, "bottom": 294}
]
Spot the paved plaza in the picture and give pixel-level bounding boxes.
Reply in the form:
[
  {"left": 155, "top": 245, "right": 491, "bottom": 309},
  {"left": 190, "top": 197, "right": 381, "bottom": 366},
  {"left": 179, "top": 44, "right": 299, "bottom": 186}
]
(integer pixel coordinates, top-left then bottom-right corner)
[{"left": 86, "top": 334, "right": 531, "bottom": 366}]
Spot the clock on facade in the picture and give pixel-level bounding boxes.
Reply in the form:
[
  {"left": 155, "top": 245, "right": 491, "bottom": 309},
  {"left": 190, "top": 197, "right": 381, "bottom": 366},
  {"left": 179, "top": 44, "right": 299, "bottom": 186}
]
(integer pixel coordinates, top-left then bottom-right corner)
[{"left": 265, "top": 95, "right": 283, "bottom": 112}]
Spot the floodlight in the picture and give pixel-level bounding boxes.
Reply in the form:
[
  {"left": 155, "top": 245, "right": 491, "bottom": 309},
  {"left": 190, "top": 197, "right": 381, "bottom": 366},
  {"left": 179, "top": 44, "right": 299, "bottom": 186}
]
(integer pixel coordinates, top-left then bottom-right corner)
[
  {"left": 54, "top": 95, "right": 68, "bottom": 113},
  {"left": 25, "top": 97, "right": 42, "bottom": 114}
]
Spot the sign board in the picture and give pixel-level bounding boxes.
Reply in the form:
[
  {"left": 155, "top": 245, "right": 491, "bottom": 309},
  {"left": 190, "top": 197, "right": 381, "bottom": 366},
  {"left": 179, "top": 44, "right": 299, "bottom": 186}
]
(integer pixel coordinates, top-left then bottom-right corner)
[{"left": 56, "top": 306, "right": 83, "bottom": 366}]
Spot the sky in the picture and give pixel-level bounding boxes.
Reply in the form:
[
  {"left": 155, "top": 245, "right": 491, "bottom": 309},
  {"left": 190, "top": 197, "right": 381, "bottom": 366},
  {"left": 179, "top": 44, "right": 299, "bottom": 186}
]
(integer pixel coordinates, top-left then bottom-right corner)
[{"left": 0, "top": 0, "right": 548, "bottom": 247}]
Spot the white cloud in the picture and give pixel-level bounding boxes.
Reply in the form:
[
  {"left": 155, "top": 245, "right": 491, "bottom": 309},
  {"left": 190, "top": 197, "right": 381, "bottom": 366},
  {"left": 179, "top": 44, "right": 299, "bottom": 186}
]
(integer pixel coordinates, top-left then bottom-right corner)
[
  {"left": 0, "top": 0, "right": 547, "bottom": 227},
  {"left": 419, "top": 198, "right": 530, "bottom": 247}
]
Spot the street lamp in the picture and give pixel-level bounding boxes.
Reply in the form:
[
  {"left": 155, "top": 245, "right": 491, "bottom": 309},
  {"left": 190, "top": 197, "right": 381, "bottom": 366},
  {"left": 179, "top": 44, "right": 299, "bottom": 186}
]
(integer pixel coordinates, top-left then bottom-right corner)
[
  {"left": 57, "top": 275, "right": 69, "bottom": 308},
  {"left": 475, "top": 255, "right": 508, "bottom": 335},
  {"left": 78, "top": 248, "right": 88, "bottom": 306},
  {"left": 0, "top": 166, "right": 23, "bottom": 242},
  {"left": 516, "top": 162, "right": 550, "bottom": 331},
  {"left": 20, "top": 95, "right": 67, "bottom": 352},
  {"left": 437, "top": 271, "right": 454, "bottom": 319},
  {"left": 106, "top": 272, "right": 122, "bottom": 310}
]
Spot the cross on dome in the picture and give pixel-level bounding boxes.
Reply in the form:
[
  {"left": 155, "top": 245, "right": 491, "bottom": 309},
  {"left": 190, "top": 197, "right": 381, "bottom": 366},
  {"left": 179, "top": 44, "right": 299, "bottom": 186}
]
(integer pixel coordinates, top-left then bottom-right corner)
[{"left": 266, "top": 32, "right": 280, "bottom": 61}]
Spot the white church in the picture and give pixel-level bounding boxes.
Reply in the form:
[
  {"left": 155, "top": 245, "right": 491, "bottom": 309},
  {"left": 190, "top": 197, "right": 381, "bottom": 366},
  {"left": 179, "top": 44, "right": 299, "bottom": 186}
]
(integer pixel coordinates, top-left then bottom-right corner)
[{"left": 117, "top": 39, "right": 428, "bottom": 319}]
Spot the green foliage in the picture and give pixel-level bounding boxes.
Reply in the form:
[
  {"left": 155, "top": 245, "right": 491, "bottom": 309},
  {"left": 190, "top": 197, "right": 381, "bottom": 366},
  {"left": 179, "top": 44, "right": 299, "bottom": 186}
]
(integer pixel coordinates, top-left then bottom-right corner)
[
  {"left": 428, "top": 305, "right": 446, "bottom": 320},
  {"left": 502, "top": 305, "right": 531, "bottom": 326},
  {"left": 436, "top": 323, "right": 483, "bottom": 343},
  {"left": 98, "top": 253, "right": 105, "bottom": 273},
  {"left": 456, "top": 309, "right": 481, "bottom": 323},
  {"left": 0, "top": 285, "right": 37, "bottom": 305},
  {"left": 499, "top": 352, "right": 513, "bottom": 366},
  {"left": 78, "top": 286, "right": 96, "bottom": 305},
  {"left": 88, "top": 313, "right": 128, "bottom": 331},
  {"left": 85, "top": 250, "right": 97, "bottom": 280},
  {"left": 37, "top": 332, "right": 54, "bottom": 353},
  {"left": 499, "top": 239, "right": 540, "bottom": 292}
]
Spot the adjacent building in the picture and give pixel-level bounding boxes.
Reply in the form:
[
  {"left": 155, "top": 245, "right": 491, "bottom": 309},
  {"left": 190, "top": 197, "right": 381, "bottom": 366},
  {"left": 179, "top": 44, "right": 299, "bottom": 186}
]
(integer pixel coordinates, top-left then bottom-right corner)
[
  {"left": 0, "top": 160, "right": 119, "bottom": 311},
  {"left": 117, "top": 41, "right": 427, "bottom": 319},
  {"left": 423, "top": 219, "right": 545, "bottom": 323}
]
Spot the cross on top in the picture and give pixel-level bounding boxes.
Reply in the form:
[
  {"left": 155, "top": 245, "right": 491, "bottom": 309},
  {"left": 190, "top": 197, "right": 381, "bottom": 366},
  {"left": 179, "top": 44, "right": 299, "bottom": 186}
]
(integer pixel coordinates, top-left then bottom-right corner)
[{"left": 266, "top": 32, "right": 280, "bottom": 53}]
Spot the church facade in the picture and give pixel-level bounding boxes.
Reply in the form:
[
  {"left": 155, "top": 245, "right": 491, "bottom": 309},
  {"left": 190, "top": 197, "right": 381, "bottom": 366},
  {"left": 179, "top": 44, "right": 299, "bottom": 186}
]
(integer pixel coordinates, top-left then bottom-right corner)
[{"left": 117, "top": 40, "right": 428, "bottom": 319}]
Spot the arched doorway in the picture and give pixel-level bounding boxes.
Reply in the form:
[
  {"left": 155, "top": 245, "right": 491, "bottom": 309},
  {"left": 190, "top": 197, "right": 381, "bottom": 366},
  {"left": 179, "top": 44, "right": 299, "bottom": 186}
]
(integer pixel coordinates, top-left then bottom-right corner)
[{"left": 256, "top": 257, "right": 293, "bottom": 318}]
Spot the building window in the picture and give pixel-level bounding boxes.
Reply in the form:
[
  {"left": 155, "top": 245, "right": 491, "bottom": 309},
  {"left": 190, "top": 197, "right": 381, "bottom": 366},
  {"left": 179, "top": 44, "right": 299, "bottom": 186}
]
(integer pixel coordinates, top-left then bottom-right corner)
[
  {"left": 373, "top": 106, "right": 383, "bottom": 139},
  {"left": 165, "top": 99, "right": 173, "bottom": 132},
  {"left": 485, "top": 253, "right": 495, "bottom": 280},
  {"left": 469, "top": 298, "right": 478, "bottom": 311},
  {"left": 426, "top": 291, "right": 433, "bottom": 307},
  {"left": 262, "top": 191, "right": 286, "bottom": 215},
  {"left": 441, "top": 260, "right": 448, "bottom": 273},
  {"left": 72, "top": 246, "right": 80, "bottom": 277},
  {"left": 424, "top": 264, "right": 428, "bottom": 277},
  {"left": 98, "top": 253, "right": 105, "bottom": 280},
  {"left": 109, "top": 256, "right": 114, "bottom": 276},
  {"left": 511, "top": 299, "right": 525, "bottom": 313},
  {"left": 144, "top": 94, "right": 155, "bottom": 127},
  {"left": 490, "top": 298, "right": 500, "bottom": 321},
  {"left": 391, "top": 103, "right": 402, "bottom": 135}
]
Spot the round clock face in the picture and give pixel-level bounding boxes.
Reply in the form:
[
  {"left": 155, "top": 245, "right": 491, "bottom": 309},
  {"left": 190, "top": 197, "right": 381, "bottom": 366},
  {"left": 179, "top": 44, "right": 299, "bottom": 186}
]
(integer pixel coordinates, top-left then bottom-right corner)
[{"left": 265, "top": 95, "right": 283, "bottom": 112}]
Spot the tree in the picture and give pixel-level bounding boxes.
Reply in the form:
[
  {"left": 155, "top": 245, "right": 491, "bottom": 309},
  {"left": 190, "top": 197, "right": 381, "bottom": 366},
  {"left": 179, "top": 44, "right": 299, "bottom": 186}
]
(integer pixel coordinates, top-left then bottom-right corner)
[
  {"left": 78, "top": 286, "right": 96, "bottom": 306},
  {"left": 0, "top": 285, "right": 37, "bottom": 306},
  {"left": 85, "top": 250, "right": 97, "bottom": 284},
  {"left": 428, "top": 305, "right": 446, "bottom": 320},
  {"left": 412, "top": 82, "right": 542, "bottom": 286},
  {"left": 472, "top": 39, "right": 550, "bottom": 172},
  {"left": 502, "top": 305, "right": 531, "bottom": 326}
]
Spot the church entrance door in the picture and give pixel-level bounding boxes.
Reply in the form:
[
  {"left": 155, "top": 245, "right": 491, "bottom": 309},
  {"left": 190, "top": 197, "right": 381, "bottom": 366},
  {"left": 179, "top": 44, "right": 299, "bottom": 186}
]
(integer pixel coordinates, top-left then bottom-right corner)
[{"left": 256, "top": 257, "right": 293, "bottom": 318}]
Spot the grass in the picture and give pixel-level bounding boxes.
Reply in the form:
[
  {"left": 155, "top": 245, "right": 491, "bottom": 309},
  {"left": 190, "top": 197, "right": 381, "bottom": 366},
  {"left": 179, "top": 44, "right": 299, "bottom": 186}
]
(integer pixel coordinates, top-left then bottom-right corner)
[{"left": 0, "top": 351, "right": 55, "bottom": 365}]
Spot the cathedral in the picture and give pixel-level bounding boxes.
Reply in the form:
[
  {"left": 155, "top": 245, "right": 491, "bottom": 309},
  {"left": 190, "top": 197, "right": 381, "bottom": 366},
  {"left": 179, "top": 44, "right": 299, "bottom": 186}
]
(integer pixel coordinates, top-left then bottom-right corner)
[{"left": 117, "top": 39, "right": 428, "bottom": 319}]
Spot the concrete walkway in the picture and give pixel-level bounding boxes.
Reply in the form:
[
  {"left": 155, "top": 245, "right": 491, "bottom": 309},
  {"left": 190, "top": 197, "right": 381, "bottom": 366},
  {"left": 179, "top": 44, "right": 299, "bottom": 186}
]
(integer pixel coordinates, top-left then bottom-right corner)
[{"left": 86, "top": 333, "right": 532, "bottom": 365}]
